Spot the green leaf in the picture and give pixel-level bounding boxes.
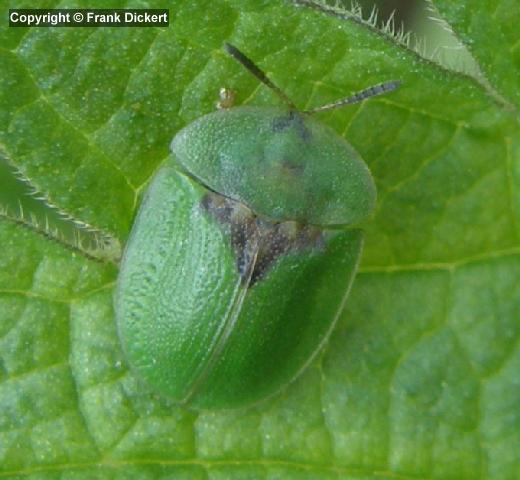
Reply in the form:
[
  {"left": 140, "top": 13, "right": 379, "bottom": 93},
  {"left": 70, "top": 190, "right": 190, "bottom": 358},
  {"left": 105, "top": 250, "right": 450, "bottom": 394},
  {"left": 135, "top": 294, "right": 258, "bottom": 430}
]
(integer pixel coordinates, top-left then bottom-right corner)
[
  {"left": 1, "top": 1, "right": 519, "bottom": 479},
  {"left": 432, "top": 0, "right": 520, "bottom": 110}
]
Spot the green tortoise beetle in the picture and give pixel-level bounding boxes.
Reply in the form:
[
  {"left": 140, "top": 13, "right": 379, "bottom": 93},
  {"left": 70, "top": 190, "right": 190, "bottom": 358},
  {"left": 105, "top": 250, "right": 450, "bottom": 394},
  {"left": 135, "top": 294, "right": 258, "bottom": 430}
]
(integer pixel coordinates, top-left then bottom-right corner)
[{"left": 115, "top": 43, "right": 400, "bottom": 410}]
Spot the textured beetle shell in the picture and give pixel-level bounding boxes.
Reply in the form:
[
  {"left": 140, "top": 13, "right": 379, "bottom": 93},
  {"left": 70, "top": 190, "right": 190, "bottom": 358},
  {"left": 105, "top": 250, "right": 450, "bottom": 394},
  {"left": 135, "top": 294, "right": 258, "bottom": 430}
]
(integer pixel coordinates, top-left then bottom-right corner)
[
  {"left": 116, "top": 165, "right": 363, "bottom": 409},
  {"left": 171, "top": 106, "right": 376, "bottom": 226}
]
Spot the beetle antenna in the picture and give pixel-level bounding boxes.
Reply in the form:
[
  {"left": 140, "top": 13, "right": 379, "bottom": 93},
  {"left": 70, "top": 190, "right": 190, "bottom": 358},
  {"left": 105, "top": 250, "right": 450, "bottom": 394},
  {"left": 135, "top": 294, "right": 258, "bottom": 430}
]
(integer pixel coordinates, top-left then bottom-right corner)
[
  {"left": 224, "top": 43, "right": 298, "bottom": 110},
  {"left": 304, "top": 80, "right": 401, "bottom": 114}
]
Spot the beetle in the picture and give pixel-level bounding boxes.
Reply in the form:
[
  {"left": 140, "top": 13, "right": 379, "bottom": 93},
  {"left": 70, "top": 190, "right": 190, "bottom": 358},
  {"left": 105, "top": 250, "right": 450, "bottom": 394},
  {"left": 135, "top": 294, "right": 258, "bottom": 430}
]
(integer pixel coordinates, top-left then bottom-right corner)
[{"left": 115, "top": 43, "right": 400, "bottom": 409}]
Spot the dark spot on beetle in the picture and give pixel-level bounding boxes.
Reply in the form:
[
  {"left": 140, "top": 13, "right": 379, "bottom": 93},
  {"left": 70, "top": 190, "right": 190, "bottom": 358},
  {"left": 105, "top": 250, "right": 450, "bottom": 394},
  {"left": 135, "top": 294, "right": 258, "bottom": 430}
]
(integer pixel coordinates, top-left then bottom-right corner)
[
  {"left": 200, "top": 193, "right": 235, "bottom": 223},
  {"left": 200, "top": 192, "right": 324, "bottom": 287},
  {"left": 252, "top": 220, "right": 323, "bottom": 285},
  {"left": 200, "top": 192, "right": 258, "bottom": 282},
  {"left": 272, "top": 111, "right": 311, "bottom": 141},
  {"left": 280, "top": 158, "right": 305, "bottom": 176},
  {"left": 231, "top": 219, "right": 258, "bottom": 281}
]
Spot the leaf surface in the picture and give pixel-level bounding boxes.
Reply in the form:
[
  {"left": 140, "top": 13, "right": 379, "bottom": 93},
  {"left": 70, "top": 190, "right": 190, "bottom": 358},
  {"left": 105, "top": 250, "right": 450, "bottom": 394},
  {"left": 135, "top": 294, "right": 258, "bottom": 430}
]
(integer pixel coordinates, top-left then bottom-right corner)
[{"left": 0, "top": 1, "right": 519, "bottom": 479}]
